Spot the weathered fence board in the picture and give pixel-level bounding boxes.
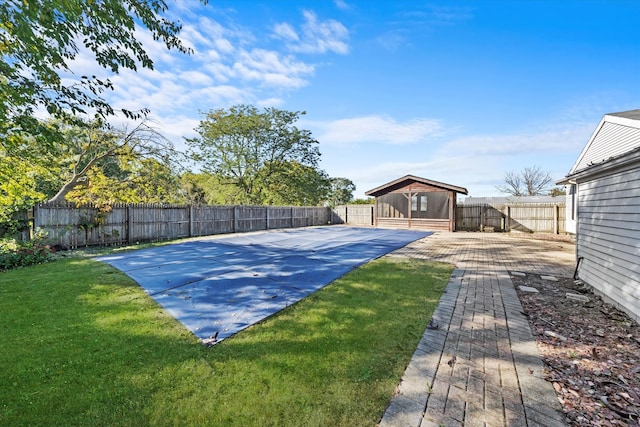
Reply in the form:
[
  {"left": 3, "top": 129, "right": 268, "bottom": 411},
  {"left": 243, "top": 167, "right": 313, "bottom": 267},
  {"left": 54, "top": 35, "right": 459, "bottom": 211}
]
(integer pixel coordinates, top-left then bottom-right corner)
[
  {"left": 332, "top": 205, "right": 374, "bottom": 226},
  {"left": 26, "top": 201, "right": 567, "bottom": 248},
  {"left": 456, "top": 202, "right": 566, "bottom": 234},
  {"left": 32, "top": 203, "right": 331, "bottom": 248}
]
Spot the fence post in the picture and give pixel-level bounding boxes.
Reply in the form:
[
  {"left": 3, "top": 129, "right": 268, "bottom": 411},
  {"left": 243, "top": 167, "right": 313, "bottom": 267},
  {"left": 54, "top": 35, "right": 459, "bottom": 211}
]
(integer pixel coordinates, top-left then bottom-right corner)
[
  {"left": 32, "top": 204, "right": 38, "bottom": 239},
  {"left": 480, "top": 205, "right": 485, "bottom": 232},
  {"left": 188, "top": 205, "right": 194, "bottom": 237},
  {"left": 266, "top": 206, "right": 269, "bottom": 230},
  {"left": 554, "top": 204, "right": 559, "bottom": 234},
  {"left": 127, "top": 205, "right": 133, "bottom": 244},
  {"left": 233, "top": 206, "right": 238, "bottom": 233},
  {"left": 506, "top": 206, "right": 511, "bottom": 232}
]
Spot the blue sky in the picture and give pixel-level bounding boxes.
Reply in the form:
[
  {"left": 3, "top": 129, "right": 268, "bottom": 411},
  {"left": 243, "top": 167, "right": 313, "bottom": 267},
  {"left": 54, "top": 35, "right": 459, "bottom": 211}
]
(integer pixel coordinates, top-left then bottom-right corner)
[{"left": 73, "top": 0, "right": 640, "bottom": 199}]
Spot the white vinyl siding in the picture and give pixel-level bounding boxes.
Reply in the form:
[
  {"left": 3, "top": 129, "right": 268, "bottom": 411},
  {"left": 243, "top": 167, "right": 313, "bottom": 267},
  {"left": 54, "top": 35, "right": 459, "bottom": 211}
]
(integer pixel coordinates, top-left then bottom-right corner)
[
  {"left": 577, "top": 166, "right": 640, "bottom": 322},
  {"left": 572, "top": 121, "right": 640, "bottom": 173}
]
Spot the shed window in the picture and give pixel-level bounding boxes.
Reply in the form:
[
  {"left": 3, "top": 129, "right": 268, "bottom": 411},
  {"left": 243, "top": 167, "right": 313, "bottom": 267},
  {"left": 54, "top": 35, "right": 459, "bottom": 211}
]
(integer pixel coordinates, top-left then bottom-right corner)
[
  {"left": 377, "top": 193, "right": 408, "bottom": 218},
  {"left": 411, "top": 194, "right": 428, "bottom": 212},
  {"left": 377, "top": 191, "right": 449, "bottom": 219}
]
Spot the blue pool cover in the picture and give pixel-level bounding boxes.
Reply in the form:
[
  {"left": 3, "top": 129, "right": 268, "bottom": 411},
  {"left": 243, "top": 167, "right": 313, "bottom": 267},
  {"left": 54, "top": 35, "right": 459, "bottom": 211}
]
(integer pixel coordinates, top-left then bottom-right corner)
[{"left": 97, "top": 226, "right": 431, "bottom": 344}]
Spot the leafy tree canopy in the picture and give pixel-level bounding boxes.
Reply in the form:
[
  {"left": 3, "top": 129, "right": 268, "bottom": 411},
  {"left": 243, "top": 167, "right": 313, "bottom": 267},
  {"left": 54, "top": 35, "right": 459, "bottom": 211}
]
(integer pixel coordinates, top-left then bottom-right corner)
[
  {"left": 326, "top": 177, "right": 355, "bottom": 207},
  {"left": 0, "top": 150, "right": 52, "bottom": 234},
  {"left": 47, "top": 119, "right": 180, "bottom": 203},
  {"left": 350, "top": 197, "right": 375, "bottom": 205},
  {"left": 0, "top": 119, "right": 183, "bottom": 228},
  {"left": 548, "top": 186, "right": 566, "bottom": 197},
  {"left": 188, "top": 105, "right": 323, "bottom": 205},
  {"left": 0, "top": 0, "right": 194, "bottom": 142},
  {"left": 263, "top": 161, "right": 331, "bottom": 206}
]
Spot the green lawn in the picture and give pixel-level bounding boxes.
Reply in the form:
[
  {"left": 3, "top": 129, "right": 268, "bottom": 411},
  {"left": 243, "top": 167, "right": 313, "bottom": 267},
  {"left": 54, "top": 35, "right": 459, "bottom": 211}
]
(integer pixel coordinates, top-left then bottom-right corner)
[{"left": 0, "top": 254, "right": 452, "bottom": 426}]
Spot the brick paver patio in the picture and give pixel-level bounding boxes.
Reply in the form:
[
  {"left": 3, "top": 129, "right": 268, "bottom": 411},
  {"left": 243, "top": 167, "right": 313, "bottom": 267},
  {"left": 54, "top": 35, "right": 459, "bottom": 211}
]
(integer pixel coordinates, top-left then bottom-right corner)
[{"left": 379, "top": 232, "right": 575, "bottom": 427}]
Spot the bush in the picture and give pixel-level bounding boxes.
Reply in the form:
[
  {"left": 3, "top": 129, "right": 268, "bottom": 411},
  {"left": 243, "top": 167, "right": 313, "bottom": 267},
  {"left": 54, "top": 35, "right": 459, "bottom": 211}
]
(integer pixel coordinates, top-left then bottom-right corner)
[{"left": 0, "top": 238, "right": 54, "bottom": 271}]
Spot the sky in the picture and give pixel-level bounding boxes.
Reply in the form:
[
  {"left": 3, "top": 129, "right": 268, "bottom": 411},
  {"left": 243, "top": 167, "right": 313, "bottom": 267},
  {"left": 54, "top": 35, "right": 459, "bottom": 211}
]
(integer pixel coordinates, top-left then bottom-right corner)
[{"left": 69, "top": 0, "right": 640, "bottom": 199}]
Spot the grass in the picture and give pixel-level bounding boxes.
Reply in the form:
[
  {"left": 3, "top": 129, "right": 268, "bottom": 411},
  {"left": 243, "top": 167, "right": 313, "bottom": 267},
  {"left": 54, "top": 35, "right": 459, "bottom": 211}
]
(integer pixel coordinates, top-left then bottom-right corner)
[{"left": 0, "top": 253, "right": 452, "bottom": 426}]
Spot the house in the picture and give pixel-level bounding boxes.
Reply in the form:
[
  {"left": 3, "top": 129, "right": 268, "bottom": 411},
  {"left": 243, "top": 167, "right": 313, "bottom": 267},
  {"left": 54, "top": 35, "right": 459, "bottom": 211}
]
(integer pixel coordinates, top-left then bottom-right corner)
[
  {"left": 365, "top": 175, "right": 468, "bottom": 231},
  {"left": 557, "top": 109, "right": 640, "bottom": 322}
]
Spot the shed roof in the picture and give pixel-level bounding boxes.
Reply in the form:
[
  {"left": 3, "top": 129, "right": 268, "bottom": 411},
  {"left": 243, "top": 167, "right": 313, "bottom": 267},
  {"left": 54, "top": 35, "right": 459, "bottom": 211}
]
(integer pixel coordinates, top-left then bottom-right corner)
[{"left": 365, "top": 174, "right": 468, "bottom": 197}]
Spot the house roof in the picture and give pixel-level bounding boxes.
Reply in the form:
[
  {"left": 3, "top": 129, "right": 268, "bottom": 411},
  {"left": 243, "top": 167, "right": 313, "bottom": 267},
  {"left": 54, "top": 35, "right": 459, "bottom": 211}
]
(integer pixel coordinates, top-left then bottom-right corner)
[
  {"left": 565, "top": 109, "right": 640, "bottom": 177},
  {"left": 560, "top": 145, "right": 640, "bottom": 183},
  {"left": 365, "top": 174, "right": 468, "bottom": 197},
  {"left": 608, "top": 109, "right": 640, "bottom": 120}
]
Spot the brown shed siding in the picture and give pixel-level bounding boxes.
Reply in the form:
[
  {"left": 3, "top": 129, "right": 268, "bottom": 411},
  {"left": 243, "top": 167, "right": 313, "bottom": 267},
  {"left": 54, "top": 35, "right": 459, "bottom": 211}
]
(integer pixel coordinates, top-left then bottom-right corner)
[
  {"left": 367, "top": 176, "right": 467, "bottom": 232},
  {"left": 375, "top": 218, "right": 451, "bottom": 231},
  {"left": 381, "top": 182, "right": 447, "bottom": 195}
]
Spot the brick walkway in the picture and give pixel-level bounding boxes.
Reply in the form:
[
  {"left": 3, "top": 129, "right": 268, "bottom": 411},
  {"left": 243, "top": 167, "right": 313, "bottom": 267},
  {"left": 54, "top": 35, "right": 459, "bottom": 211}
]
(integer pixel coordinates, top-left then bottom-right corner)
[{"left": 379, "top": 232, "right": 576, "bottom": 427}]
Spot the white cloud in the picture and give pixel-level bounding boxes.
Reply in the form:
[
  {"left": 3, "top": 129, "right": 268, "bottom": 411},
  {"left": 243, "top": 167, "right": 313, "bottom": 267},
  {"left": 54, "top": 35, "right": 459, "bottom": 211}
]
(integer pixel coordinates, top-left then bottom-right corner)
[
  {"left": 437, "top": 125, "right": 590, "bottom": 157},
  {"left": 256, "top": 97, "right": 285, "bottom": 107},
  {"left": 321, "top": 118, "right": 592, "bottom": 198},
  {"left": 334, "top": 0, "right": 352, "bottom": 11},
  {"left": 274, "top": 10, "right": 349, "bottom": 55},
  {"left": 273, "top": 22, "right": 299, "bottom": 42},
  {"left": 150, "top": 114, "right": 200, "bottom": 151},
  {"left": 56, "top": 6, "right": 342, "bottom": 126},
  {"left": 313, "top": 115, "right": 444, "bottom": 146},
  {"left": 179, "top": 70, "right": 213, "bottom": 86},
  {"left": 197, "top": 85, "right": 251, "bottom": 106},
  {"left": 233, "top": 49, "right": 314, "bottom": 88},
  {"left": 180, "top": 16, "right": 252, "bottom": 53}
]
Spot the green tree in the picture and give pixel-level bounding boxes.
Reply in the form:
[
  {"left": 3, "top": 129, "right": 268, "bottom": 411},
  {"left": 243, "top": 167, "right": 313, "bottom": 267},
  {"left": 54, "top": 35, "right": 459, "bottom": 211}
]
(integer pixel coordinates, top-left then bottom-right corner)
[
  {"left": 0, "top": 153, "right": 50, "bottom": 235},
  {"left": 496, "top": 165, "right": 553, "bottom": 196},
  {"left": 548, "top": 186, "right": 566, "bottom": 197},
  {"left": 0, "top": 128, "right": 64, "bottom": 234},
  {"left": 0, "top": 119, "right": 181, "bottom": 215},
  {"left": 66, "top": 157, "right": 182, "bottom": 205},
  {"left": 263, "top": 161, "right": 331, "bottom": 206},
  {"left": 326, "top": 177, "right": 355, "bottom": 207},
  {"left": 48, "top": 119, "right": 178, "bottom": 203},
  {"left": 188, "top": 105, "right": 322, "bottom": 205},
  {"left": 0, "top": 0, "right": 194, "bottom": 141},
  {"left": 351, "top": 197, "right": 375, "bottom": 205}
]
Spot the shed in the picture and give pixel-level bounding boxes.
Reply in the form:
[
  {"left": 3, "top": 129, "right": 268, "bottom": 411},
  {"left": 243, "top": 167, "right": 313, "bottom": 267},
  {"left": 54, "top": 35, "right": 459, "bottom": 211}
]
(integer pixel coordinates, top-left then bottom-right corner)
[
  {"left": 365, "top": 175, "right": 468, "bottom": 231},
  {"left": 557, "top": 109, "right": 640, "bottom": 323}
]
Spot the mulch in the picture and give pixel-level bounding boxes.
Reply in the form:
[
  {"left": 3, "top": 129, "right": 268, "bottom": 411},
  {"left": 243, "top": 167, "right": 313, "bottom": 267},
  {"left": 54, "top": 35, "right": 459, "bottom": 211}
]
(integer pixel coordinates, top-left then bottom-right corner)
[{"left": 513, "top": 273, "right": 640, "bottom": 427}]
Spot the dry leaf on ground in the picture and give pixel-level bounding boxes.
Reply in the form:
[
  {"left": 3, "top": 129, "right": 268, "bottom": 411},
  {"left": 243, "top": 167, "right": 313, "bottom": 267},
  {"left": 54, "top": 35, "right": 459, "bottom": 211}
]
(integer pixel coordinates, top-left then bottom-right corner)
[{"left": 514, "top": 273, "right": 640, "bottom": 427}]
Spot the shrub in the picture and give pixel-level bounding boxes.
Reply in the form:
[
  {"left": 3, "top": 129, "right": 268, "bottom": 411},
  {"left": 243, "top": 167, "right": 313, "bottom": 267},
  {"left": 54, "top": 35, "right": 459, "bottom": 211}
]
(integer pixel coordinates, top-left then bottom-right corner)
[{"left": 0, "top": 238, "right": 54, "bottom": 271}]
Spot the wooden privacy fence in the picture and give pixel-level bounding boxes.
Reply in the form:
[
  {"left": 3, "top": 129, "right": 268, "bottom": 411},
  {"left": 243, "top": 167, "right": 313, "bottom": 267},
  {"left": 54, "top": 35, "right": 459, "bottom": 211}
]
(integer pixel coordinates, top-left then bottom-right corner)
[
  {"left": 456, "top": 202, "right": 566, "bottom": 234},
  {"left": 33, "top": 202, "right": 332, "bottom": 248},
  {"left": 331, "top": 205, "right": 374, "bottom": 226},
  {"left": 331, "top": 202, "right": 566, "bottom": 234}
]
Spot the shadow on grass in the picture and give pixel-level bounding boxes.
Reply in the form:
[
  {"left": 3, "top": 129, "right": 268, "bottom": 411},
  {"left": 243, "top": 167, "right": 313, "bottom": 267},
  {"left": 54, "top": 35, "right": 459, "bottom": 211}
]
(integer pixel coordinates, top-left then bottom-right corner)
[{"left": 0, "top": 256, "right": 452, "bottom": 427}]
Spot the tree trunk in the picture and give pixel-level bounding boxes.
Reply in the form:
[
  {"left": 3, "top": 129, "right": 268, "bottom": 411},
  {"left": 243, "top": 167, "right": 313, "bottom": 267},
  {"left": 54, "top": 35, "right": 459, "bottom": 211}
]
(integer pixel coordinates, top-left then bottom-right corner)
[{"left": 47, "top": 176, "right": 86, "bottom": 203}]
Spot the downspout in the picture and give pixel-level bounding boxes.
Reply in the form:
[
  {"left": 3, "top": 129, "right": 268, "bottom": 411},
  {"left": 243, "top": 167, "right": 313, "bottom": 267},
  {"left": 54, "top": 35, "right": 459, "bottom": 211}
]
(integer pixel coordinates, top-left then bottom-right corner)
[
  {"left": 573, "top": 256, "right": 583, "bottom": 280},
  {"left": 572, "top": 179, "right": 582, "bottom": 281}
]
